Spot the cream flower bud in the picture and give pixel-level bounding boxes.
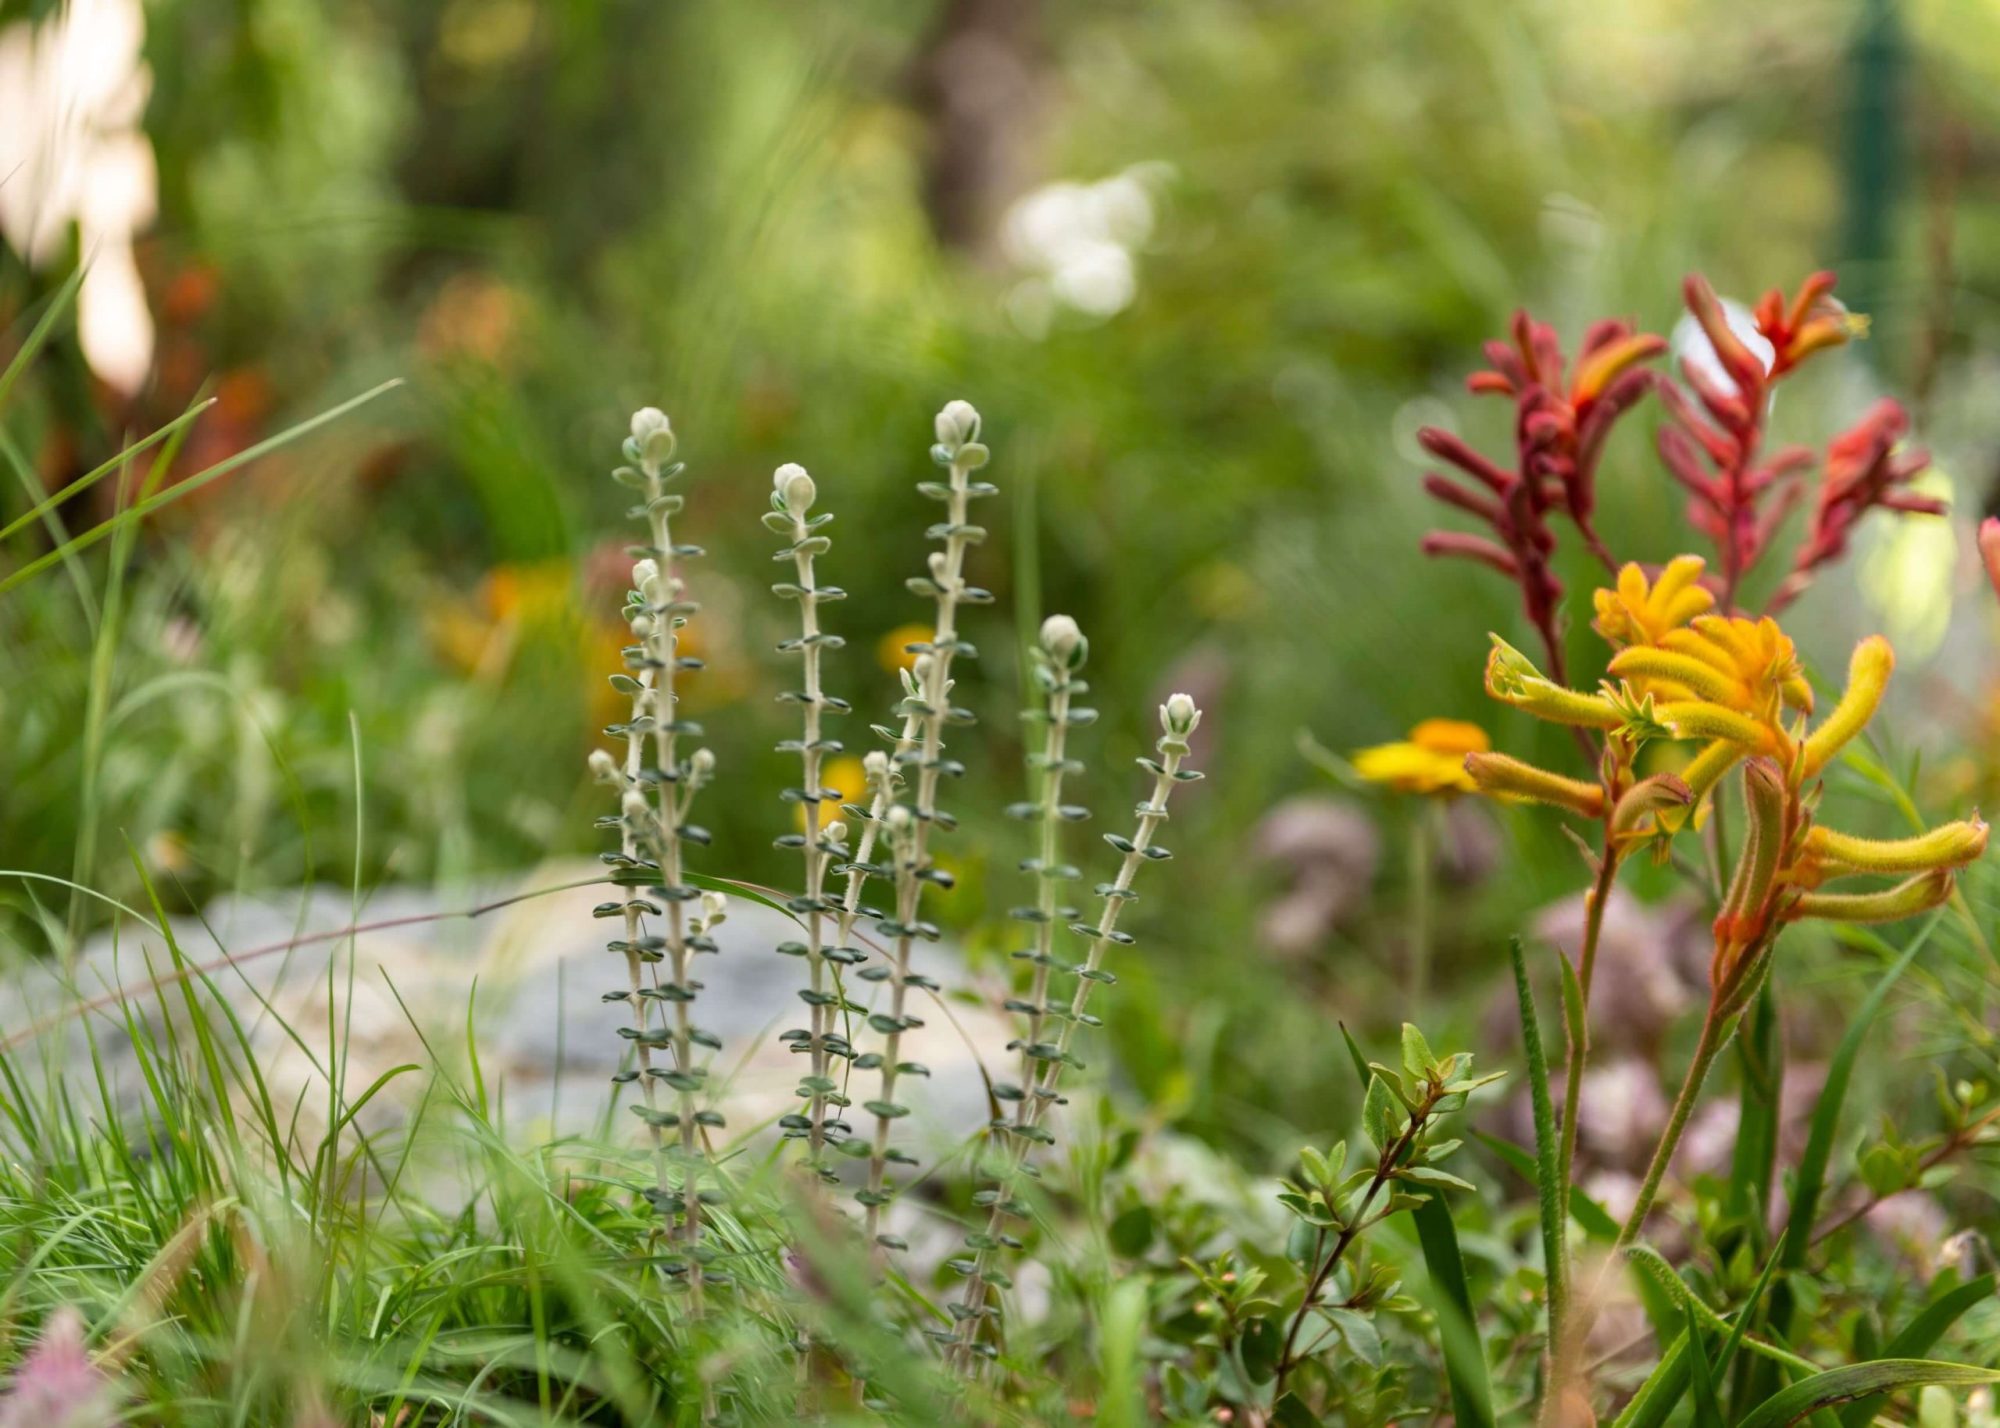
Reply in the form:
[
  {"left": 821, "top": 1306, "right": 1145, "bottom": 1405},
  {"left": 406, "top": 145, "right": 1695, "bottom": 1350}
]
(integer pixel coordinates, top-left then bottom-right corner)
[
  {"left": 700, "top": 890, "right": 728, "bottom": 924},
  {"left": 630, "top": 613, "right": 654, "bottom": 638},
  {"left": 629, "top": 407, "right": 676, "bottom": 465},
  {"left": 774, "top": 462, "right": 816, "bottom": 513},
  {"left": 1161, "top": 692, "right": 1202, "bottom": 738},
  {"left": 632, "top": 558, "right": 660, "bottom": 597},
  {"left": 689, "top": 747, "right": 716, "bottom": 779},
  {"left": 1040, "top": 613, "right": 1083, "bottom": 662},
  {"left": 934, "top": 398, "right": 980, "bottom": 448},
  {"left": 622, "top": 789, "right": 650, "bottom": 822},
  {"left": 884, "top": 804, "right": 914, "bottom": 834},
  {"left": 927, "top": 550, "right": 951, "bottom": 587},
  {"left": 588, "top": 749, "right": 619, "bottom": 782},
  {"left": 863, "top": 751, "right": 892, "bottom": 789},
  {"left": 824, "top": 819, "right": 849, "bottom": 845}
]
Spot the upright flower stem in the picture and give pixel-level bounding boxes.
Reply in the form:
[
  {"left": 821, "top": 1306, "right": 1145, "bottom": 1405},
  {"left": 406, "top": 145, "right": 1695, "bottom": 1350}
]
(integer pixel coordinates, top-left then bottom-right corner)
[
  {"left": 848, "top": 400, "right": 993, "bottom": 1255},
  {"left": 1548, "top": 839, "right": 1620, "bottom": 1348},
  {"left": 946, "top": 705, "right": 1199, "bottom": 1369},
  {"left": 1612, "top": 1004, "right": 1727, "bottom": 1258},
  {"left": 1408, "top": 807, "right": 1433, "bottom": 1007},
  {"left": 860, "top": 454, "right": 975, "bottom": 1249},
  {"left": 1009, "top": 632, "right": 1084, "bottom": 1117},
  {"left": 594, "top": 409, "right": 718, "bottom": 1323},
  {"left": 640, "top": 464, "right": 713, "bottom": 1307},
  {"left": 767, "top": 464, "right": 849, "bottom": 1166}
]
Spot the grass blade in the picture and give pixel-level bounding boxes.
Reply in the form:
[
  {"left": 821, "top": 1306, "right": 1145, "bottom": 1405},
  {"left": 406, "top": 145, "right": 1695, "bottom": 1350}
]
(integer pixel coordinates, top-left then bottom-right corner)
[
  {"left": 0, "top": 379, "right": 402, "bottom": 600},
  {"left": 1510, "top": 937, "right": 1568, "bottom": 1353},
  {"left": 1782, "top": 923, "right": 1930, "bottom": 1262},
  {"left": 1410, "top": 1186, "right": 1495, "bottom": 1428},
  {"left": 1611, "top": 1333, "right": 1690, "bottom": 1428},
  {"left": 1740, "top": 1361, "right": 2000, "bottom": 1428},
  {"left": 1835, "top": 1275, "right": 1996, "bottom": 1428}
]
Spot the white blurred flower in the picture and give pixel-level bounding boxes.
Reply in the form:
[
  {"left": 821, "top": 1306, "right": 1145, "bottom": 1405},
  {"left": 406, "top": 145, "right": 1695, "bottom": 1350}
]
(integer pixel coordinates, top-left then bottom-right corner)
[
  {"left": 1001, "top": 165, "right": 1165, "bottom": 328},
  {"left": 0, "top": 0, "right": 156, "bottom": 394}
]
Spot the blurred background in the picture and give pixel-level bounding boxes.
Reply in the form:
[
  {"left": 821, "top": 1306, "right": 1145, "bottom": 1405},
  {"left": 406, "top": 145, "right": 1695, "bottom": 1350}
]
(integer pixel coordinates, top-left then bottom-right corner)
[{"left": 6, "top": 0, "right": 2000, "bottom": 1152}]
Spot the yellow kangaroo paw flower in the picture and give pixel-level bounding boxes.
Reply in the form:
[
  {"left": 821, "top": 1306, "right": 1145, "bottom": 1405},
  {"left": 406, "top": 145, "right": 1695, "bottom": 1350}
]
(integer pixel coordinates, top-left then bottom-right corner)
[
  {"left": 1656, "top": 701, "right": 1770, "bottom": 749},
  {"left": 1607, "top": 648, "right": 1748, "bottom": 708},
  {"left": 1803, "top": 818, "right": 1988, "bottom": 878},
  {"left": 1788, "top": 870, "right": 1954, "bottom": 925},
  {"left": 1464, "top": 752, "right": 1606, "bottom": 817},
  {"left": 1802, "top": 636, "right": 1895, "bottom": 778},
  {"left": 1484, "top": 637, "right": 1623, "bottom": 728}
]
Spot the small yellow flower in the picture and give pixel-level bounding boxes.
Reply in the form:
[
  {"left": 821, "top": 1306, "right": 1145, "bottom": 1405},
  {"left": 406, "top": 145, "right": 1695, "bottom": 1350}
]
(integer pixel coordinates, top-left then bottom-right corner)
[
  {"left": 1353, "top": 719, "right": 1489, "bottom": 795},
  {"left": 797, "top": 753, "right": 873, "bottom": 832},
  {"left": 1592, "top": 555, "right": 1714, "bottom": 648},
  {"left": 876, "top": 622, "right": 934, "bottom": 673}
]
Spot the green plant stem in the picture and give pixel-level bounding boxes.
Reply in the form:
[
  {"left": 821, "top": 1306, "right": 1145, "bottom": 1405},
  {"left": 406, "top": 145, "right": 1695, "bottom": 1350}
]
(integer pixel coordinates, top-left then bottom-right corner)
[
  {"left": 1613, "top": 1005, "right": 1728, "bottom": 1259},
  {"left": 1010, "top": 679, "right": 1076, "bottom": 1106},
  {"left": 635, "top": 460, "right": 708, "bottom": 1315},
  {"left": 1409, "top": 807, "right": 1433, "bottom": 1007},
  {"left": 946, "top": 749, "right": 1184, "bottom": 1370},
  {"left": 1272, "top": 1108, "right": 1426, "bottom": 1402},
  {"left": 786, "top": 507, "right": 836, "bottom": 1160},
  {"left": 1549, "top": 840, "right": 1621, "bottom": 1362},
  {"left": 860, "top": 451, "right": 976, "bottom": 1251}
]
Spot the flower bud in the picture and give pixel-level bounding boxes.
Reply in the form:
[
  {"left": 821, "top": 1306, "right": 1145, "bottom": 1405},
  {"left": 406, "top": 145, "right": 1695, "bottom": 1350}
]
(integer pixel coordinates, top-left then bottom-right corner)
[
  {"left": 629, "top": 407, "right": 676, "bottom": 466},
  {"left": 863, "top": 750, "right": 892, "bottom": 785},
  {"left": 588, "top": 749, "right": 619, "bottom": 782},
  {"left": 1465, "top": 751, "right": 1605, "bottom": 818},
  {"left": 774, "top": 462, "right": 816, "bottom": 514},
  {"left": 934, "top": 399, "right": 981, "bottom": 449},
  {"left": 1040, "top": 613, "right": 1084, "bottom": 664},
  {"left": 1161, "top": 692, "right": 1202, "bottom": 739},
  {"left": 927, "top": 551, "right": 952, "bottom": 588},
  {"left": 630, "top": 613, "right": 654, "bottom": 638},
  {"left": 824, "top": 819, "right": 849, "bottom": 845},
  {"left": 689, "top": 747, "right": 716, "bottom": 780},
  {"left": 632, "top": 558, "right": 661, "bottom": 599},
  {"left": 622, "top": 789, "right": 650, "bottom": 823},
  {"left": 1802, "top": 635, "right": 1894, "bottom": 778},
  {"left": 700, "top": 890, "right": 728, "bottom": 925},
  {"left": 884, "top": 804, "right": 914, "bottom": 834}
]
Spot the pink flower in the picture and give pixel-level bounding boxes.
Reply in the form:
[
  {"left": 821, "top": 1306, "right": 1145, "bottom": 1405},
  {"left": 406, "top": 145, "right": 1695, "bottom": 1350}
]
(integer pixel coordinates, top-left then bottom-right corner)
[{"left": 0, "top": 1309, "right": 119, "bottom": 1428}]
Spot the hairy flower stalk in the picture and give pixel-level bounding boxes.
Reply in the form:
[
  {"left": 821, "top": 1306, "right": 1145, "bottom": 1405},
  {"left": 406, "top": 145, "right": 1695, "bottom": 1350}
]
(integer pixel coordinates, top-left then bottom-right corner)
[
  {"left": 840, "top": 400, "right": 996, "bottom": 1253},
  {"left": 765, "top": 462, "right": 856, "bottom": 1167},
  {"left": 1003, "top": 614, "right": 1093, "bottom": 1135},
  {"left": 590, "top": 407, "right": 722, "bottom": 1303},
  {"left": 944, "top": 692, "right": 1206, "bottom": 1368}
]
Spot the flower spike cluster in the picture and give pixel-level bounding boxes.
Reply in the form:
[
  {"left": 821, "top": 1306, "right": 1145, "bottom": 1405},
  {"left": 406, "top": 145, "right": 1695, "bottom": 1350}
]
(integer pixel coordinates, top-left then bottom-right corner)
[
  {"left": 827, "top": 399, "right": 998, "bottom": 1255},
  {"left": 1470, "top": 556, "right": 1986, "bottom": 1000},
  {"left": 1418, "top": 312, "right": 1663, "bottom": 675},
  {"left": 588, "top": 408, "right": 726, "bottom": 1303},
  {"left": 1770, "top": 398, "right": 1941, "bottom": 612},
  {"left": 763, "top": 461, "right": 858, "bottom": 1168}
]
